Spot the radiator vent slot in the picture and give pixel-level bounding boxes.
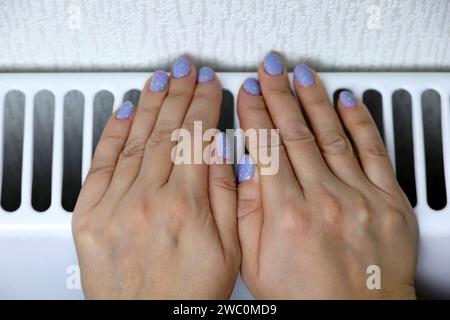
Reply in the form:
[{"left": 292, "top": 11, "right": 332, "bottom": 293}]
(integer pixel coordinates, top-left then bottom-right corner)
[
  {"left": 32, "top": 90, "right": 55, "bottom": 212},
  {"left": 62, "top": 90, "right": 84, "bottom": 212},
  {"left": 363, "top": 89, "right": 384, "bottom": 140},
  {"left": 123, "top": 89, "right": 141, "bottom": 106},
  {"left": 422, "top": 89, "right": 446, "bottom": 210},
  {"left": 92, "top": 90, "right": 114, "bottom": 156},
  {"left": 392, "top": 89, "right": 417, "bottom": 207},
  {"left": 1, "top": 90, "right": 25, "bottom": 212}
]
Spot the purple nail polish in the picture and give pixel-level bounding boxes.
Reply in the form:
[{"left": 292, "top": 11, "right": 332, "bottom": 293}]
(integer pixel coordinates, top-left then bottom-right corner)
[
  {"left": 116, "top": 101, "right": 134, "bottom": 120},
  {"left": 215, "top": 132, "right": 230, "bottom": 160},
  {"left": 237, "top": 155, "right": 254, "bottom": 183},
  {"left": 339, "top": 91, "right": 357, "bottom": 108},
  {"left": 263, "top": 52, "right": 283, "bottom": 76},
  {"left": 149, "top": 70, "right": 169, "bottom": 92},
  {"left": 172, "top": 57, "right": 191, "bottom": 79},
  {"left": 243, "top": 78, "right": 261, "bottom": 96},
  {"left": 197, "top": 66, "right": 215, "bottom": 83},
  {"left": 294, "top": 64, "right": 314, "bottom": 87}
]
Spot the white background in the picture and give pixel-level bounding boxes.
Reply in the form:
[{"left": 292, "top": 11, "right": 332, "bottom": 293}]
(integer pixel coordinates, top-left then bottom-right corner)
[{"left": 0, "top": 0, "right": 449, "bottom": 72}]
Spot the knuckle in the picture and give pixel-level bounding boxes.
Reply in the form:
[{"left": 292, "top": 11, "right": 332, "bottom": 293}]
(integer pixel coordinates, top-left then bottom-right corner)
[
  {"left": 193, "top": 86, "right": 220, "bottom": 100},
  {"left": 72, "top": 219, "right": 96, "bottom": 244},
  {"left": 319, "top": 131, "right": 350, "bottom": 155},
  {"left": 278, "top": 199, "right": 305, "bottom": 235},
  {"left": 352, "top": 193, "right": 373, "bottom": 228},
  {"left": 183, "top": 112, "right": 213, "bottom": 133},
  {"left": 306, "top": 97, "right": 331, "bottom": 110},
  {"left": 102, "top": 133, "right": 125, "bottom": 149},
  {"left": 167, "top": 88, "right": 191, "bottom": 101},
  {"left": 352, "top": 115, "right": 373, "bottom": 130},
  {"left": 148, "top": 121, "right": 176, "bottom": 146},
  {"left": 137, "top": 102, "right": 161, "bottom": 117},
  {"left": 87, "top": 163, "right": 115, "bottom": 178},
  {"left": 381, "top": 207, "right": 408, "bottom": 232},
  {"left": 181, "top": 119, "right": 197, "bottom": 135},
  {"left": 239, "top": 102, "right": 267, "bottom": 120},
  {"left": 319, "top": 192, "right": 344, "bottom": 226},
  {"left": 364, "top": 141, "right": 388, "bottom": 158},
  {"left": 212, "top": 173, "right": 237, "bottom": 193},
  {"left": 238, "top": 188, "right": 262, "bottom": 219},
  {"left": 265, "top": 86, "right": 292, "bottom": 102},
  {"left": 121, "top": 137, "right": 146, "bottom": 159},
  {"left": 96, "top": 133, "right": 126, "bottom": 151},
  {"left": 104, "top": 223, "right": 122, "bottom": 244},
  {"left": 281, "top": 121, "right": 316, "bottom": 145}
]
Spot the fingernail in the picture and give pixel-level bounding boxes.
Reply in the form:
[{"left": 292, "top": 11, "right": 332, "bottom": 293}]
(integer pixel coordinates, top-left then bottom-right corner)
[
  {"left": 339, "top": 90, "right": 357, "bottom": 108},
  {"left": 116, "top": 101, "right": 134, "bottom": 120},
  {"left": 172, "top": 57, "right": 191, "bottom": 79},
  {"left": 294, "top": 64, "right": 314, "bottom": 87},
  {"left": 237, "top": 155, "right": 254, "bottom": 183},
  {"left": 149, "top": 70, "right": 169, "bottom": 92},
  {"left": 215, "top": 132, "right": 231, "bottom": 160},
  {"left": 197, "top": 66, "right": 215, "bottom": 83},
  {"left": 243, "top": 77, "right": 261, "bottom": 96},
  {"left": 263, "top": 52, "right": 284, "bottom": 76}
]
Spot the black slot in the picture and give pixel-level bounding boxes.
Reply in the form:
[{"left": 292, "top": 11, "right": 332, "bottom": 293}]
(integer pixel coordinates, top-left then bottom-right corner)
[
  {"left": 422, "top": 89, "right": 446, "bottom": 210},
  {"left": 93, "top": 90, "right": 114, "bottom": 156},
  {"left": 392, "top": 90, "right": 417, "bottom": 207},
  {"left": 123, "top": 89, "right": 141, "bottom": 107},
  {"left": 32, "top": 90, "right": 55, "bottom": 212},
  {"left": 218, "top": 89, "right": 234, "bottom": 132},
  {"left": 1, "top": 90, "right": 25, "bottom": 212},
  {"left": 363, "top": 89, "right": 384, "bottom": 141},
  {"left": 62, "top": 90, "right": 84, "bottom": 212}
]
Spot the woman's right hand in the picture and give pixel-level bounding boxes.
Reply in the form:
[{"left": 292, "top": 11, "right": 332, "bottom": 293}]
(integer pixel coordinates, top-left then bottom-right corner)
[{"left": 236, "top": 53, "right": 418, "bottom": 299}]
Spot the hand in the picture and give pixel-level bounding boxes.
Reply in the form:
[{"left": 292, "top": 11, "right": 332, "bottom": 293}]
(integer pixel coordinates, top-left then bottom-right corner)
[
  {"left": 236, "top": 53, "right": 418, "bottom": 299},
  {"left": 72, "top": 61, "right": 240, "bottom": 299}
]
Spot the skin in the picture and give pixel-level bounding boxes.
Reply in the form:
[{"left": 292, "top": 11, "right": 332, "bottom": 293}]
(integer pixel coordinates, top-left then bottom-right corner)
[
  {"left": 73, "top": 56, "right": 419, "bottom": 300},
  {"left": 72, "top": 63, "right": 240, "bottom": 299},
  {"left": 237, "top": 59, "right": 418, "bottom": 299}
]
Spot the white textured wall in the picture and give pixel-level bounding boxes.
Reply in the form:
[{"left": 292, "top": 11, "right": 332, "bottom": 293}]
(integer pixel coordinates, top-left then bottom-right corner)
[{"left": 0, "top": 0, "right": 449, "bottom": 72}]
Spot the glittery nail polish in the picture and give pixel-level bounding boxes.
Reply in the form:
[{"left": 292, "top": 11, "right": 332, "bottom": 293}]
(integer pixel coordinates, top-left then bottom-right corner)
[
  {"left": 197, "top": 66, "right": 215, "bottom": 83},
  {"left": 116, "top": 101, "right": 134, "bottom": 120},
  {"left": 339, "top": 91, "right": 357, "bottom": 108},
  {"left": 263, "top": 52, "right": 284, "bottom": 76},
  {"left": 243, "top": 78, "right": 261, "bottom": 96},
  {"left": 215, "top": 132, "right": 230, "bottom": 160},
  {"left": 294, "top": 64, "right": 314, "bottom": 87},
  {"left": 172, "top": 57, "right": 191, "bottom": 79},
  {"left": 237, "top": 155, "right": 255, "bottom": 183},
  {"left": 149, "top": 70, "right": 169, "bottom": 92}
]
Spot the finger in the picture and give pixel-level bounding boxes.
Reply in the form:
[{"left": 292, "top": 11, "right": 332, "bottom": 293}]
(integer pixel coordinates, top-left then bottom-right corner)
[
  {"left": 258, "top": 53, "right": 331, "bottom": 184},
  {"left": 138, "top": 57, "right": 197, "bottom": 189},
  {"left": 293, "top": 64, "right": 366, "bottom": 187},
  {"left": 170, "top": 67, "right": 222, "bottom": 196},
  {"left": 237, "top": 154, "right": 263, "bottom": 277},
  {"left": 106, "top": 70, "right": 169, "bottom": 197},
  {"left": 237, "top": 76, "right": 302, "bottom": 216},
  {"left": 337, "top": 91, "right": 398, "bottom": 193},
  {"left": 74, "top": 102, "right": 135, "bottom": 213},
  {"left": 209, "top": 133, "right": 239, "bottom": 259}
]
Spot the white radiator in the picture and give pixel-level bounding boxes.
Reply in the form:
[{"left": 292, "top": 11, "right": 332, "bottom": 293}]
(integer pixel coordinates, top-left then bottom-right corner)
[{"left": 0, "top": 72, "right": 449, "bottom": 299}]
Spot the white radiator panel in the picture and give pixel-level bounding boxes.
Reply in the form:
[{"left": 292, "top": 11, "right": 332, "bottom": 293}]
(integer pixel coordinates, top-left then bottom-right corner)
[{"left": 0, "top": 72, "right": 449, "bottom": 299}]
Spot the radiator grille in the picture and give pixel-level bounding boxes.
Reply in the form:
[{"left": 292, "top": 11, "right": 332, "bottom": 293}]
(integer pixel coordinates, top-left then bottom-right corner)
[{"left": 0, "top": 72, "right": 449, "bottom": 299}]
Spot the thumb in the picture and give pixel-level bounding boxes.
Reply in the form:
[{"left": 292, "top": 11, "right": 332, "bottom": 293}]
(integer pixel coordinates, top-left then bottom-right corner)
[
  {"left": 209, "top": 133, "right": 239, "bottom": 261},
  {"left": 237, "top": 155, "right": 263, "bottom": 277}
]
